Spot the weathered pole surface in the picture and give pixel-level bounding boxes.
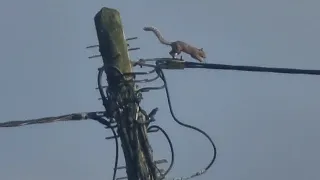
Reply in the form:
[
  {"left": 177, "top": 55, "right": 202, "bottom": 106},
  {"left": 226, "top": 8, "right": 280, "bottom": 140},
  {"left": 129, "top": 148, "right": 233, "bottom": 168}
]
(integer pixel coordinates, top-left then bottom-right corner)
[{"left": 93, "top": 7, "right": 156, "bottom": 180}]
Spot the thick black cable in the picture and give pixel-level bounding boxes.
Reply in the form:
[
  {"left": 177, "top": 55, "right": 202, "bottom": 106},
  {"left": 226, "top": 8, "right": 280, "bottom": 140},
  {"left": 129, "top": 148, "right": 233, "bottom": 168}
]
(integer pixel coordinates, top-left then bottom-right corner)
[
  {"left": 0, "top": 113, "right": 120, "bottom": 180},
  {"left": 109, "top": 124, "right": 119, "bottom": 180},
  {"left": 92, "top": 117, "right": 119, "bottom": 180},
  {"left": 0, "top": 115, "right": 73, "bottom": 127},
  {"left": 184, "top": 62, "right": 320, "bottom": 75},
  {"left": 148, "top": 125, "right": 174, "bottom": 178},
  {"left": 0, "top": 113, "right": 107, "bottom": 128},
  {"left": 156, "top": 68, "right": 217, "bottom": 179},
  {"left": 97, "top": 67, "right": 119, "bottom": 180}
]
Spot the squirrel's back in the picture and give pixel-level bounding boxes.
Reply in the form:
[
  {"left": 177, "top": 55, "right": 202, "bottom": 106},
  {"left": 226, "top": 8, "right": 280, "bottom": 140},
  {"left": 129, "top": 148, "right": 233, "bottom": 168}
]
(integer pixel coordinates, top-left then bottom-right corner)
[
  {"left": 143, "top": 26, "right": 206, "bottom": 62},
  {"left": 143, "top": 26, "right": 172, "bottom": 45}
]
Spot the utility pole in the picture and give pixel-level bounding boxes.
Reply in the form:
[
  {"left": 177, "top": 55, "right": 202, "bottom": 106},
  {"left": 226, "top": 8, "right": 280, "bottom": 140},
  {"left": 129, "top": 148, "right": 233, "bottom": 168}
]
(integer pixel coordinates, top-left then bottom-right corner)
[{"left": 93, "top": 7, "right": 157, "bottom": 180}]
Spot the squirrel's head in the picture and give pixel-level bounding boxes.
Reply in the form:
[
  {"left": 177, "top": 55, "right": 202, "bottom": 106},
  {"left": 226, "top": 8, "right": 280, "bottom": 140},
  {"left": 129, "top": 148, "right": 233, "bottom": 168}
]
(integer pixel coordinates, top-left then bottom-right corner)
[{"left": 198, "top": 48, "right": 206, "bottom": 59}]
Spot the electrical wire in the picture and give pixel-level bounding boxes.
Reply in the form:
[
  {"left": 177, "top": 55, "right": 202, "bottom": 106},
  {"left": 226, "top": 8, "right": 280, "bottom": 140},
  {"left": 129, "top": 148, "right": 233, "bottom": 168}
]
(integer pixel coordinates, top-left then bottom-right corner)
[
  {"left": 0, "top": 114, "right": 74, "bottom": 127},
  {"left": 0, "top": 112, "right": 119, "bottom": 180},
  {"left": 96, "top": 67, "right": 120, "bottom": 180},
  {"left": 111, "top": 127, "right": 119, "bottom": 180},
  {"left": 184, "top": 62, "right": 320, "bottom": 75},
  {"left": 92, "top": 117, "right": 119, "bottom": 180},
  {"left": 148, "top": 125, "right": 175, "bottom": 178},
  {"left": 156, "top": 68, "right": 217, "bottom": 180},
  {"left": 0, "top": 112, "right": 107, "bottom": 127}
]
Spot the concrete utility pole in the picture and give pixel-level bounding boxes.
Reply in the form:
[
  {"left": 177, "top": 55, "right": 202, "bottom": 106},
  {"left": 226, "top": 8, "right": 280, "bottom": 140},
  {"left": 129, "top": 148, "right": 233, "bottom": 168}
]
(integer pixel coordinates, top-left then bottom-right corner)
[{"left": 93, "top": 7, "right": 157, "bottom": 180}]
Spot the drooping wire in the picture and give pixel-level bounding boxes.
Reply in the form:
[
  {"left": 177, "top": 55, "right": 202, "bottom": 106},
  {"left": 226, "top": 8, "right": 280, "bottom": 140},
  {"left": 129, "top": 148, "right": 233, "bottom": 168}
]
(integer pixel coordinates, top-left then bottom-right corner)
[
  {"left": 156, "top": 67, "right": 217, "bottom": 180},
  {"left": 111, "top": 127, "right": 119, "bottom": 180},
  {"left": 123, "top": 63, "right": 176, "bottom": 179},
  {"left": 92, "top": 116, "right": 119, "bottom": 180},
  {"left": 148, "top": 125, "right": 175, "bottom": 178},
  {"left": 97, "top": 67, "right": 120, "bottom": 180},
  {"left": 133, "top": 59, "right": 218, "bottom": 179}
]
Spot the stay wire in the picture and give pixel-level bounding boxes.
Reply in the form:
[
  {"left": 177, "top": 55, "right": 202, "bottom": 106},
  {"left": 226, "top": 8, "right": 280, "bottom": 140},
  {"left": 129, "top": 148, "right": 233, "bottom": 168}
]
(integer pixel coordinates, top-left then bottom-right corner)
[{"left": 156, "top": 68, "right": 217, "bottom": 179}]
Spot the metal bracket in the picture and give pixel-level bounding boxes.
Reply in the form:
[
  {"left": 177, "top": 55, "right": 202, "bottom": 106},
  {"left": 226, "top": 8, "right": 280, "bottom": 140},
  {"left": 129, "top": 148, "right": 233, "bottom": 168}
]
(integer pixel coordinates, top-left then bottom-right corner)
[
  {"left": 115, "top": 158, "right": 168, "bottom": 170},
  {"left": 86, "top": 44, "right": 99, "bottom": 49},
  {"left": 126, "top": 37, "right": 138, "bottom": 41},
  {"left": 128, "top": 47, "right": 140, "bottom": 51},
  {"left": 105, "top": 135, "right": 119, "bottom": 140},
  {"left": 126, "top": 36, "right": 140, "bottom": 52},
  {"left": 88, "top": 54, "right": 102, "bottom": 59}
]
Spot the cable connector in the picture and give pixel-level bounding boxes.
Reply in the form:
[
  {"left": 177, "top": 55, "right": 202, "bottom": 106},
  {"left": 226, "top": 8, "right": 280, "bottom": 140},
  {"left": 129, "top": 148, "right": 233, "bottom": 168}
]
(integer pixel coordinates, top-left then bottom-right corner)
[
  {"left": 190, "top": 169, "right": 206, "bottom": 178},
  {"left": 157, "top": 59, "right": 186, "bottom": 70}
]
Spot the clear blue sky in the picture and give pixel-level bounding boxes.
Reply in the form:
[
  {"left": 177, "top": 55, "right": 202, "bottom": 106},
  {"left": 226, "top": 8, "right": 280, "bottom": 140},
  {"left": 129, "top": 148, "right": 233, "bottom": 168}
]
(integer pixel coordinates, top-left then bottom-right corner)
[{"left": 1, "top": 0, "right": 320, "bottom": 180}]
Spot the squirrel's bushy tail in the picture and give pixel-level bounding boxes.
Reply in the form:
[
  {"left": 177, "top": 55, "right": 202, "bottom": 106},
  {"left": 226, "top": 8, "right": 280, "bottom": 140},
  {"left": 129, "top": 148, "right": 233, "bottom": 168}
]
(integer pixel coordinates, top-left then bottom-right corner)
[{"left": 143, "top": 26, "right": 172, "bottom": 45}]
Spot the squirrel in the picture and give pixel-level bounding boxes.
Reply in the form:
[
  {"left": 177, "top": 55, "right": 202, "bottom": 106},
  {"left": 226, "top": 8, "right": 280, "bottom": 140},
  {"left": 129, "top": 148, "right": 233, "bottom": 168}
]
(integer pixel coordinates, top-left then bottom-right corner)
[{"left": 143, "top": 26, "right": 206, "bottom": 62}]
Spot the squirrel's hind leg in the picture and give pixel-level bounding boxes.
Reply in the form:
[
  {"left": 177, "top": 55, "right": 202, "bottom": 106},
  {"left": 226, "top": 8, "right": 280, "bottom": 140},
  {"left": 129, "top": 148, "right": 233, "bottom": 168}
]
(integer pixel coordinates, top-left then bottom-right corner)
[{"left": 169, "top": 49, "right": 177, "bottom": 59}]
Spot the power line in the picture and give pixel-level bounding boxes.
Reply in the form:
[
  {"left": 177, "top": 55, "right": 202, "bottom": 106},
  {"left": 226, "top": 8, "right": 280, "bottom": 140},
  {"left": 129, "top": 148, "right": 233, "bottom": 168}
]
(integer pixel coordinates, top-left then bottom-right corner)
[
  {"left": 0, "top": 111, "right": 106, "bottom": 128},
  {"left": 0, "top": 111, "right": 121, "bottom": 180},
  {"left": 149, "top": 58, "right": 320, "bottom": 75},
  {"left": 185, "top": 62, "right": 320, "bottom": 75}
]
